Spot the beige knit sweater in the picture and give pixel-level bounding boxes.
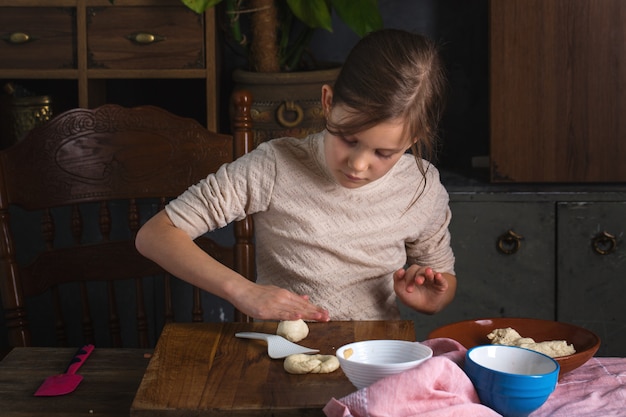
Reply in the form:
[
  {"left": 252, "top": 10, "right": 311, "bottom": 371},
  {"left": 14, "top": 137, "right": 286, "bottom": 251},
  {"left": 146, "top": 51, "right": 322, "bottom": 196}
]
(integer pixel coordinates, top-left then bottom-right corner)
[{"left": 166, "top": 132, "right": 455, "bottom": 320}]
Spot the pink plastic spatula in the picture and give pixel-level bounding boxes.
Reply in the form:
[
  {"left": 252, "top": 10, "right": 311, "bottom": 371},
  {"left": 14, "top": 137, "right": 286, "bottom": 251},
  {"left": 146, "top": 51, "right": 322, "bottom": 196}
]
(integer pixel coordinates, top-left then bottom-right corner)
[{"left": 34, "top": 344, "right": 95, "bottom": 396}]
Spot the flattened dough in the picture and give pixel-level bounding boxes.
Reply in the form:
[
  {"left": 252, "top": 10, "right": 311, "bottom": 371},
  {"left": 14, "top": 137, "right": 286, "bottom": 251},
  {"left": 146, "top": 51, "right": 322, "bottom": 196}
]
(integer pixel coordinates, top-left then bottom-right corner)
[{"left": 487, "top": 327, "right": 576, "bottom": 358}]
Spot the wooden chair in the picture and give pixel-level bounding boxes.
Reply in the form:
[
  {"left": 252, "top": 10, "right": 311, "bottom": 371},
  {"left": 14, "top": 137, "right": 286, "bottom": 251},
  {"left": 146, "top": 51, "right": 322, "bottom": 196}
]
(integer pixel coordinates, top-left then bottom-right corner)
[{"left": 0, "top": 90, "right": 255, "bottom": 348}]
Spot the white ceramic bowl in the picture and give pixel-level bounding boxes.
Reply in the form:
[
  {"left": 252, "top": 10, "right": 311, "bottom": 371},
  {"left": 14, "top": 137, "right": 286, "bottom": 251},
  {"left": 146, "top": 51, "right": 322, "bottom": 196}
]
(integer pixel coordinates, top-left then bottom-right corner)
[{"left": 336, "top": 339, "right": 433, "bottom": 389}]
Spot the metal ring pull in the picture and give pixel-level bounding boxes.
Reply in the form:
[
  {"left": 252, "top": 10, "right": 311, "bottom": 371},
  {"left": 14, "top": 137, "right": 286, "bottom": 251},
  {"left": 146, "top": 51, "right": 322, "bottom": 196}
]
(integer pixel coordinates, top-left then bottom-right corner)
[
  {"left": 496, "top": 230, "right": 523, "bottom": 255},
  {"left": 127, "top": 32, "right": 166, "bottom": 44},
  {"left": 276, "top": 101, "right": 304, "bottom": 128},
  {"left": 592, "top": 231, "right": 617, "bottom": 255},
  {"left": 3, "top": 32, "right": 33, "bottom": 44}
]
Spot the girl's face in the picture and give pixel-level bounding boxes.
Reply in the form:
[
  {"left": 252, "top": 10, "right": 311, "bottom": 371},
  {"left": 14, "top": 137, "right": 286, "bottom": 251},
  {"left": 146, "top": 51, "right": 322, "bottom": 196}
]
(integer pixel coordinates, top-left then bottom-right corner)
[{"left": 322, "top": 88, "right": 414, "bottom": 189}]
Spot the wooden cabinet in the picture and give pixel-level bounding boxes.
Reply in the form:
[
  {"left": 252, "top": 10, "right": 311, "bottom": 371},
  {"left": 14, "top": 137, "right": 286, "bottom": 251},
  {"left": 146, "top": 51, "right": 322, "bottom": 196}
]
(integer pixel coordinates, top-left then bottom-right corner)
[
  {"left": 489, "top": 0, "right": 626, "bottom": 182},
  {"left": 401, "top": 179, "right": 626, "bottom": 357},
  {"left": 87, "top": 6, "right": 206, "bottom": 70},
  {"left": 0, "top": 0, "right": 218, "bottom": 147},
  {"left": 0, "top": 7, "right": 75, "bottom": 69}
]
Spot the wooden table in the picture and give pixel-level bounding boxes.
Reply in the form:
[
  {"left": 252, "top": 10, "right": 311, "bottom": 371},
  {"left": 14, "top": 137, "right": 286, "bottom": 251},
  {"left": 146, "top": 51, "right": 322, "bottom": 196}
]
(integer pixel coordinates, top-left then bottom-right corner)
[
  {"left": 131, "top": 320, "right": 416, "bottom": 416},
  {"left": 0, "top": 347, "right": 152, "bottom": 417}
]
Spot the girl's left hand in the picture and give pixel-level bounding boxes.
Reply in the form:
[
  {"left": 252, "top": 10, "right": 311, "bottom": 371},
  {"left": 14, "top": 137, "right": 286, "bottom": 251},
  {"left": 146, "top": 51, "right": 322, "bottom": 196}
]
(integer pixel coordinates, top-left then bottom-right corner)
[{"left": 392, "top": 265, "right": 455, "bottom": 314}]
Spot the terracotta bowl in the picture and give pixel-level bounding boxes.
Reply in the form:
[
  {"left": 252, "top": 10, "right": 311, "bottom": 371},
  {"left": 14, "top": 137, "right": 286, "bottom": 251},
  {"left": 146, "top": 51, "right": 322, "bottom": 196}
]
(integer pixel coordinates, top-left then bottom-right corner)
[{"left": 428, "top": 317, "right": 600, "bottom": 378}]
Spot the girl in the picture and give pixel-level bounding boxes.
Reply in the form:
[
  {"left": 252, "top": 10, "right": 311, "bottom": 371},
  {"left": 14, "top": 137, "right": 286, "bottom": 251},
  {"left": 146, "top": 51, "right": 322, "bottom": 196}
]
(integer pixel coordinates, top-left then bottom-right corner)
[{"left": 135, "top": 29, "right": 456, "bottom": 322}]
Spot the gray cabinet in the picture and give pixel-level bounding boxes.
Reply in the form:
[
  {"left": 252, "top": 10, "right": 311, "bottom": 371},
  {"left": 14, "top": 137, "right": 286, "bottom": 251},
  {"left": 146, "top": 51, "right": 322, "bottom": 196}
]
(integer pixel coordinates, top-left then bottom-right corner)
[
  {"left": 402, "top": 200, "right": 555, "bottom": 341},
  {"left": 402, "top": 182, "right": 626, "bottom": 357},
  {"left": 557, "top": 202, "right": 626, "bottom": 357},
  {"left": 447, "top": 201, "right": 555, "bottom": 319}
]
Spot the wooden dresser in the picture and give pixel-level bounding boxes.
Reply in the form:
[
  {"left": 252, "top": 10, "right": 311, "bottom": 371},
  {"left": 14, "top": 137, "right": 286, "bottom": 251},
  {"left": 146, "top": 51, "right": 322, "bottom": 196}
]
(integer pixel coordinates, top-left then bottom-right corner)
[
  {"left": 489, "top": 0, "right": 626, "bottom": 182},
  {"left": 0, "top": 0, "right": 218, "bottom": 136}
]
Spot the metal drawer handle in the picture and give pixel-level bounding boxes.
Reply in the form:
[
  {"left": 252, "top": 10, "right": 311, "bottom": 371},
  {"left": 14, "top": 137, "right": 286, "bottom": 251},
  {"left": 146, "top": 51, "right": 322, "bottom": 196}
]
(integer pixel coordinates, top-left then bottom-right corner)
[
  {"left": 276, "top": 101, "right": 304, "bottom": 128},
  {"left": 592, "top": 231, "right": 617, "bottom": 255},
  {"left": 126, "top": 32, "right": 166, "bottom": 45},
  {"left": 497, "top": 230, "right": 523, "bottom": 255},
  {"left": 3, "top": 32, "right": 36, "bottom": 44}
]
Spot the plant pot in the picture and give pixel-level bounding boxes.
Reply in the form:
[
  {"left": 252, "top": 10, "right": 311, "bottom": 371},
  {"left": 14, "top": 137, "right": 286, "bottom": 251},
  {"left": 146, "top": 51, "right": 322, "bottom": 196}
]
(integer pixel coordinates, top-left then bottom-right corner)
[{"left": 233, "top": 66, "right": 340, "bottom": 146}]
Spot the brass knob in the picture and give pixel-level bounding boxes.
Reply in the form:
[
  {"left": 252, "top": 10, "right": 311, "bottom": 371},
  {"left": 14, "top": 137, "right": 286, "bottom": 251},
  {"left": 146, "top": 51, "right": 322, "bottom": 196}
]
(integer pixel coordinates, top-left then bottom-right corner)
[
  {"left": 496, "top": 230, "right": 523, "bottom": 255},
  {"left": 276, "top": 101, "right": 304, "bottom": 128},
  {"left": 127, "top": 32, "right": 166, "bottom": 44},
  {"left": 4, "top": 32, "right": 32, "bottom": 44},
  {"left": 592, "top": 231, "right": 617, "bottom": 255}
]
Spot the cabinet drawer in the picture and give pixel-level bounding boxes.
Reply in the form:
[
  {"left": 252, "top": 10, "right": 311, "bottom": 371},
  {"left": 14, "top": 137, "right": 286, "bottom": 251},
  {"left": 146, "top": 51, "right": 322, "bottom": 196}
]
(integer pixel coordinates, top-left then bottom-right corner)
[
  {"left": 557, "top": 201, "right": 626, "bottom": 356},
  {"left": 446, "top": 201, "right": 556, "bottom": 318},
  {"left": 0, "top": 8, "right": 76, "bottom": 70},
  {"left": 87, "top": 7, "right": 204, "bottom": 70},
  {"left": 402, "top": 201, "right": 556, "bottom": 340}
]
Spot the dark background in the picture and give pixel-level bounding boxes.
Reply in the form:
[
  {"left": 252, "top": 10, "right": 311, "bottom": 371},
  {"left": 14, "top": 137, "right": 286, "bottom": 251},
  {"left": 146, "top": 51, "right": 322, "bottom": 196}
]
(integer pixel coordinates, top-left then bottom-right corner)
[
  {"left": 219, "top": 0, "right": 490, "bottom": 174},
  {"left": 0, "top": 0, "right": 490, "bottom": 348}
]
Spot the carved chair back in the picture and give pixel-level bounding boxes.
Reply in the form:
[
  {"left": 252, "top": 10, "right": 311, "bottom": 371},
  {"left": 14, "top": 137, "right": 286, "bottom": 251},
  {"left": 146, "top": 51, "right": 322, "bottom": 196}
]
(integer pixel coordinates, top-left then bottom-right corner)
[{"left": 0, "top": 91, "right": 255, "bottom": 348}]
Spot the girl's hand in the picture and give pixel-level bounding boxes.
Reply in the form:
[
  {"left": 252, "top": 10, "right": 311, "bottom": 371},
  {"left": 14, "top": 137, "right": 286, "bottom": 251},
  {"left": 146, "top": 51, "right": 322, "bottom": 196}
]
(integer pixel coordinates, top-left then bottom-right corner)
[
  {"left": 392, "top": 265, "right": 456, "bottom": 314},
  {"left": 233, "top": 283, "right": 331, "bottom": 322}
]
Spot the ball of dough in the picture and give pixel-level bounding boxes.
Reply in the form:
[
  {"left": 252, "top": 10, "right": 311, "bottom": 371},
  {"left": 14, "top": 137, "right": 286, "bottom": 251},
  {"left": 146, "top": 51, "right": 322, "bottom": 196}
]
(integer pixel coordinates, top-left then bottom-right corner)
[
  {"left": 276, "top": 319, "right": 309, "bottom": 343},
  {"left": 284, "top": 354, "right": 340, "bottom": 374}
]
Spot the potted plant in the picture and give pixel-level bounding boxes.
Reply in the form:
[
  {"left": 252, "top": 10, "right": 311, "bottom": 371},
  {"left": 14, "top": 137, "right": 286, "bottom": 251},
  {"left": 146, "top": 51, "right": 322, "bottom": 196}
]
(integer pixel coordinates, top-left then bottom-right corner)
[
  {"left": 182, "top": 0, "right": 382, "bottom": 72},
  {"left": 180, "top": 0, "right": 384, "bottom": 142}
]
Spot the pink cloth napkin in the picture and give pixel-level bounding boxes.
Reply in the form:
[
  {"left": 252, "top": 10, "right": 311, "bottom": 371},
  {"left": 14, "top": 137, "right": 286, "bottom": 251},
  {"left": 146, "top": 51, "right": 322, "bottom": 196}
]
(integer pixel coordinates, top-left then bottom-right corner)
[
  {"left": 323, "top": 338, "right": 501, "bottom": 417},
  {"left": 532, "top": 357, "right": 626, "bottom": 416},
  {"left": 324, "top": 338, "right": 626, "bottom": 417}
]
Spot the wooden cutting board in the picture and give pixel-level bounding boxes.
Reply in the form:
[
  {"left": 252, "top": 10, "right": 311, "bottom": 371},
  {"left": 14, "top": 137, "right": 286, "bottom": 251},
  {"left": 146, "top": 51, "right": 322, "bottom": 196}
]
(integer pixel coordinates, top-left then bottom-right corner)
[{"left": 131, "top": 320, "right": 415, "bottom": 416}]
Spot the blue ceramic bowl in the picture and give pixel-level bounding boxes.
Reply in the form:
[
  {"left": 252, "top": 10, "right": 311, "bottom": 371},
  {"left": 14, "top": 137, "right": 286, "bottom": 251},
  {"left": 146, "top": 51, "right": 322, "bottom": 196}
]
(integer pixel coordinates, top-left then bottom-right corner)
[{"left": 465, "top": 345, "right": 559, "bottom": 417}]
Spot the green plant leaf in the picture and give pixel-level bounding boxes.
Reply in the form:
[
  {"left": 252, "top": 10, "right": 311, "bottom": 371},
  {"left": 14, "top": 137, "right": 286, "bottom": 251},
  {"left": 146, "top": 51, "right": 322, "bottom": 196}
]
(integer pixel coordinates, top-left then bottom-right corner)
[
  {"left": 286, "top": 0, "right": 333, "bottom": 32},
  {"left": 330, "top": 0, "right": 383, "bottom": 36},
  {"left": 180, "top": 0, "right": 222, "bottom": 14}
]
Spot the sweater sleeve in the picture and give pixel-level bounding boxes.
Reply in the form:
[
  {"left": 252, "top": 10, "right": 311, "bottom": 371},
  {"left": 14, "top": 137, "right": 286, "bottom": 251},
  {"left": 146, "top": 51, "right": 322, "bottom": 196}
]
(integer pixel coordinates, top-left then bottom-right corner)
[
  {"left": 405, "top": 169, "right": 456, "bottom": 275},
  {"left": 165, "top": 142, "right": 277, "bottom": 239}
]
